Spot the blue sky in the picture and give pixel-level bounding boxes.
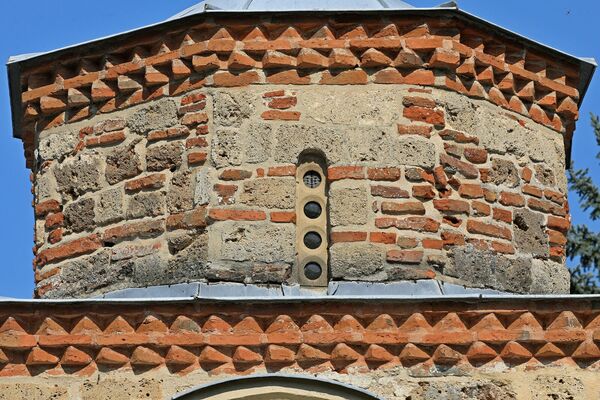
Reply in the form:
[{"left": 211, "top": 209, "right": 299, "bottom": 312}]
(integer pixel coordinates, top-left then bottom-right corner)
[{"left": 0, "top": 1, "right": 598, "bottom": 298}]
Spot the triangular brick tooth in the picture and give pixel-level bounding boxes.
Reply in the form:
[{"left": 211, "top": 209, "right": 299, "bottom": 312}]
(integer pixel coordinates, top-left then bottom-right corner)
[
  {"left": 67, "top": 88, "right": 90, "bottom": 108},
  {"left": 538, "top": 91, "right": 557, "bottom": 109},
  {"left": 556, "top": 97, "right": 579, "bottom": 119},
  {"left": 508, "top": 95, "right": 528, "bottom": 115},
  {"left": 432, "top": 344, "right": 463, "bottom": 365},
  {"left": 301, "top": 315, "right": 334, "bottom": 332},
  {"left": 24, "top": 103, "right": 39, "bottom": 119},
  {"left": 277, "top": 27, "right": 303, "bottom": 40},
  {"left": 297, "top": 344, "right": 330, "bottom": 362},
  {"left": 165, "top": 345, "right": 197, "bottom": 366},
  {"left": 500, "top": 341, "right": 532, "bottom": 362},
  {"left": 243, "top": 27, "right": 268, "bottom": 41},
  {"left": 233, "top": 317, "right": 263, "bottom": 333},
  {"left": 488, "top": 87, "right": 510, "bottom": 108},
  {"left": 117, "top": 75, "right": 143, "bottom": 93},
  {"left": 572, "top": 340, "right": 600, "bottom": 360},
  {"left": 433, "top": 313, "right": 468, "bottom": 332},
  {"left": 26, "top": 347, "right": 59, "bottom": 366},
  {"left": 340, "top": 25, "right": 368, "bottom": 40},
  {"left": 547, "top": 311, "right": 583, "bottom": 330},
  {"left": 364, "top": 344, "right": 394, "bottom": 362},
  {"left": 193, "top": 54, "right": 221, "bottom": 72},
  {"left": 508, "top": 312, "right": 543, "bottom": 331},
  {"left": 61, "top": 346, "right": 92, "bottom": 366},
  {"left": 145, "top": 66, "right": 170, "bottom": 86},
  {"left": 130, "top": 346, "right": 163, "bottom": 366},
  {"left": 334, "top": 315, "right": 364, "bottom": 332},
  {"left": 0, "top": 317, "right": 26, "bottom": 334},
  {"left": 402, "top": 23, "right": 430, "bottom": 38},
  {"left": 399, "top": 343, "right": 430, "bottom": 364},
  {"left": 399, "top": 313, "right": 431, "bottom": 332},
  {"left": 266, "top": 315, "right": 300, "bottom": 333},
  {"left": 367, "top": 314, "right": 396, "bottom": 331},
  {"left": 516, "top": 81, "right": 535, "bottom": 102},
  {"left": 264, "top": 344, "right": 295, "bottom": 363},
  {"left": 311, "top": 26, "right": 336, "bottom": 40},
  {"left": 104, "top": 316, "right": 135, "bottom": 334},
  {"left": 228, "top": 50, "right": 256, "bottom": 70},
  {"left": 497, "top": 72, "right": 514, "bottom": 92},
  {"left": 170, "top": 316, "right": 201, "bottom": 333},
  {"left": 211, "top": 27, "right": 233, "bottom": 40},
  {"left": 233, "top": 346, "right": 263, "bottom": 364},
  {"left": 136, "top": 315, "right": 169, "bottom": 334},
  {"left": 157, "top": 42, "right": 171, "bottom": 54},
  {"left": 585, "top": 314, "right": 600, "bottom": 330},
  {"left": 328, "top": 48, "right": 359, "bottom": 69},
  {"left": 91, "top": 80, "right": 116, "bottom": 102},
  {"left": 393, "top": 48, "right": 424, "bottom": 69},
  {"left": 199, "top": 346, "right": 231, "bottom": 364},
  {"left": 456, "top": 57, "right": 476, "bottom": 77},
  {"left": 172, "top": 59, "right": 192, "bottom": 79},
  {"left": 373, "top": 23, "right": 400, "bottom": 38},
  {"left": 331, "top": 343, "right": 361, "bottom": 362},
  {"left": 476, "top": 66, "right": 494, "bottom": 84},
  {"left": 0, "top": 349, "right": 8, "bottom": 364},
  {"left": 36, "top": 317, "right": 68, "bottom": 335},
  {"left": 40, "top": 96, "right": 67, "bottom": 114},
  {"left": 96, "top": 348, "right": 129, "bottom": 365},
  {"left": 203, "top": 316, "right": 232, "bottom": 333},
  {"left": 360, "top": 48, "right": 392, "bottom": 68},
  {"left": 466, "top": 341, "right": 497, "bottom": 362},
  {"left": 297, "top": 48, "right": 329, "bottom": 69},
  {"left": 535, "top": 343, "right": 565, "bottom": 359},
  {"left": 262, "top": 50, "right": 297, "bottom": 69}
]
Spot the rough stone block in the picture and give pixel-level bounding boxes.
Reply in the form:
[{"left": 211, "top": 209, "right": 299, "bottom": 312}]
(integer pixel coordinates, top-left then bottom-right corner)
[
  {"left": 213, "top": 91, "right": 255, "bottom": 127},
  {"left": 489, "top": 158, "right": 520, "bottom": 188},
  {"left": 38, "top": 128, "right": 78, "bottom": 162},
  {"left": 167, "top": 170, "right": 194, "bottom": 212},
  {"left": 146, "top": 141, "right": 184, "bottom": 172},
  {"left": 106, "top": 144, "right": 142, "bottom": 185},
  {"left": 245, "top": 123, "right": 273, "bottom": 163},
  {"left": 330, "top": 243, "right": 386, "bottom": 280},
  {"left": 127, "top": 98, "right": 178, "bottom": 135},
  {"left": 330, "top": 183, "right": 368, "bottom": 226},
  {"left": 513, "top": 209, "right": 549, "bottom": 258},
  {"left": 54, "top": 155, "right": 102, "bottom": 198},
  {"left": 239, "top": 178, "right": 295, "bottom": 209},
  {"left": 211, "top": 128, "right": 243, "bottom": 168},
  {"left": 127, "top": 191, "right": 165, "bottom": 219},
  {"left": 64, "top": 197, "right": 95, "bottom": 233},
  {"left": 95, "top": 188, "right": 124, "bottom": 226}
]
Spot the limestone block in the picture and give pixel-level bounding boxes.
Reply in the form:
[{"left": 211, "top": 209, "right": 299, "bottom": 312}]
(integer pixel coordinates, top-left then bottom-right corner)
[
  {"left": 513, "top": 209, "right": 549, "bottom": 258},
  {"left": 106, "top": 144, "right": 142, "bottom": 185},
  {"left": 54, "top": 154, "right": 103, "bottom": 198},
  {"left": 95, "top": 188, "right": 124, "bottom": 226},
  {"left": 213, "top": 91, "right": 255, "bottom": 127},
  {"left": 330, "top": 243, "right": 386, "bottom": 280},
  {"left": 330, "top": 183, "right": 368, "bottom": 226},
  {"left": 146, "top": 141, "right": 184, "bottom": 172},
  {"left": 239, "top": 178, "right": 295, "bottom": 209},
  {"left": 127, "top": 98, "right": 178, "bottom": 135},
  {"left": 127, "top": 192, "right": 165, "bottom": 219},
  {"left": 167, "top": 170, "right": 194, "bottom": 213},
  {"left": 64, "top": 197, "right": 95, "bottom": 233},
  {"left": 38, "top": 127, "right": 78, "bottom": 162}
]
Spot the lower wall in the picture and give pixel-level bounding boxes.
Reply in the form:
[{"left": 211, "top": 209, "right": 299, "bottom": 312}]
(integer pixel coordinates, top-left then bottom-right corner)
[{"left": 0, "top": 297, "right": 598, "bottom": 399}]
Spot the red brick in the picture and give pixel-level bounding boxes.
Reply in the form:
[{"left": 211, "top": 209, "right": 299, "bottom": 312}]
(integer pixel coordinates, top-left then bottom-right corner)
[
  {"left": 483, "top": 188, "right": 498, "bottom": 203},
  {"left": 147, "top": 127, "right": 190, "bottom": 142},
  {"left": 35, "top": 200, "right": 61, "bottom": 217},
  {"left": 493, "top": 208, "right": 512, "bottom": 223},
  {"left": 371, "top": 185, "right": 409, "bottom": 198},
  {"left": 379, "top": 216, "right": 440, "bottom": 232},
  {"left": 320, "top": 70, "right": 368, "bottom": 85},
  {"left": 429, "top": 48, "right": 460, "bottom": 68},
  {"left": 103, "top": 220, "right": 164, "bottom": 244},
  {"left": 433, "top": 199, "right": 470, "bottom": 214},
  {"left": 444, "top": 143, "right": 463, "bottom": 158},
  {"left": 268, "top": 165, "right": 297, "bottom": 177},
  {"left": 261, "top": 110, "right": 301, "bottom": 121},
  {"left": 196, "top": 125, "right": 209, "bottom": 135},
  {"left": 213, "top": 71, "right": 260, "bottom": 87},
  {"left": 263, "top": 90, "right": 286, "bottom": 98},
  {"left": 547, "top": 216, "right": 570, "bottom": 233},
  {"left": 381, "top": 201, "right": 425, "bottom": 216},
  {"left": 266, "top": 70, "right": 311, "bottom": 85},
  {"left": 544, "top": 189, "right": 565, "bottom": 205},
  {"left": 268, "top": 97, "right": 297, "bottom": 110},
  {"left": 369, "top": 232, "right": 397, "bottom": 244},
  {"left": 438, "top": 129, "right": 479, "bottom": 145},
  {"left": 188, "top": 152, "right": 208, "bottom": 165},
  {"left": 45, "top": 213, "right": 64, "bottom": 230},
  {"left": 441, "top": 231, "right": 465, "bottom": 247},
  {"left": 85, "top": 130, "right": 126, "bottom": 147},
  {"left": 209, "top": 209, "right": 267, "bottom": 221},
  {"left": 472, "top": 201, "right": 491, "bottom": 216},
  {"left": 459, "top": 183, "right": 484, "bottom": 199},
  {"left": 397, "top": 124, "right": 432, "bottom": 138},
  {"left": 36, "top": 234, "right": 102, "bottom": 266},
  {"left": 185, "top": 137, "right": 209, "bottom": 148},
  {"left": 328, "top": 166, "right": 364, "bottom": 181},
  {"left": 422, "top": 238, "right": 443, "bottom": 250},
  {"left": 442, "top": 215, "right": 462, "bottom": 227},
  {"left": 386, "top": 250, "right": 423, "bottom": 264},
  {"left": 182, "top": 112, "right": 209, "bottom": 126},
  {"left": 166, "top": 208, "right": 207, "bottom": 231},
  {"left": 467, "top": 220, "right": 512, "bottom": 240},
  {"left": 270, "top": 211, "right": 296, "bottom": 223},
  {"left": 522, "top": 167, "right": 533, "bottom": 183},
  {"left": 367, "top": 167, "right": 401, "bottom": 181},
  {"left": 491, "top": 241, "right": 515, "bottom": 254},
  {"left": 548, "top": 229, "right": 567, "bottom": 245},
  {"left": 48, "top": 228, "right": 63, "bottom": 245},
  {"left": 550, "top": 246, "right": 565, "bottom": 260},
  {"left": 439, "top": 154, "right": 479, "bottom": 179},
  {"left": 522, "top": 184, "right": 543, "bottom": 198},
  {"left": 219, "top": 169, "right": 253, "bottom": 181},
  {"left": 528, "top": 198, "right": 567, "bottom": 216},
  {"left": 412, "top": 185, "right": 436, "bottom": 200},
  {"left": 463, "top": 148, "right": 488, "bottom": 164},
  {"left": 214, "top": 184, "right": 237, "bottom": 205},
  {"left": 181, "top": 92, "right": 206, "bottom": 106},
  {"left": 403, "top": 106, "right": 445, "bottom": 126},
  {"left": 402, "top": 96, "right": 436, "bottom": 109},
  {"left": 499, "top": 192, "right": 525, "bottom": 207},
  {"left": 433, "top": 166, "right": 448, "bottom": 188},
  {"left": 331, "top": 231, "right": 368, "bottom": 243},
  {"left": 125, "top": 173, "right": 166, "bottom": 192}
]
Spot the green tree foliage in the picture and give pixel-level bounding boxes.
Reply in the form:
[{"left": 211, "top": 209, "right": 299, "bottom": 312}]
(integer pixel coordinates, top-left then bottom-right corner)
[{"left": 568, "top": 113, "right": 600, "bottom": 294}]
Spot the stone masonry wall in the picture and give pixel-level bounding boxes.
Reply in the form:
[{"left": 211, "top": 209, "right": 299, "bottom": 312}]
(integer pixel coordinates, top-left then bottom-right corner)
[{"left": 31, "top": 84, "right": 570, "bottom": 298}]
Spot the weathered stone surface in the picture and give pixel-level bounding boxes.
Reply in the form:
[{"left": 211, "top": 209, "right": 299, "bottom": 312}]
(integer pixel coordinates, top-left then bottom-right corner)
[
  {"left": 245, "top": 123, "right": 272, "bottom": 163},
  {"left": 167, "top": 170, "right": 194, "bottom": 212},
  {"left": 251, "top": 262, "right": 292, "bottom": 283},
  {"left": 531, "top": 375, "right": 584, "bottom": 400},
  {"left": 167, "top": 231, "right": 195, "bottom": 254},
  {"left": 95, "top": 188, "right": 124, "bottom": 226},
  {"left": 410, "top": 380, "right": 517, "bottom": 400},
  {"left": 34, "top": 170, "right": 58, "bottom": 202},
  {"left": 534, "top": 164, "right": 556, "bottom": 187},
  {"left": 38, "top": 128, "right": 78, "bottom": 162},
  {"left": 79, "top": 378, "right": 163, "bottom": 400},
  {"left": 330, "top": 183, "right": 368, "bottom": 226},
  {"left": 0, "top": 382, "right": 69, "bottom": 400},
  {"left": 133, "top": 254, "right": 170, "bottom": 286},
  {"left": 127, "top": 192, "right": 165, "bottom": 219},
  {"left": 194, "top": 168, "right": 212, "bottom": 206},
  {"left": 209, "top": 222, "right": 294, "bottom": 264},
  {"left": 330, "top": 243, "right": 386, "bottom": 280},
  {"left": 513, "top": 209, "right": 549, "bottom": 258},
  {"left": 106, "top": 144, "right": 141, "bottom": 185},
  {"left": 168, "top": 234, "right": 209, "bottom": 281},
  {"left": 530, "top": 259, "right": 570, "bottom": 294},
  {"left": 128, "top": 99, "right": 178, "bottom": 135},
  {"left": 489, "top": 158, "right": 520, "bottom": 188},
  {"left": 211, "top": 128, "right": 242, "bottom": 168},
  {"left": 147, "top": 141, "right": 184, "bottom": 172},
  {"left": 239, "top": 178, "right": 294, "bottom": 209},
  {"left": 64, "top": 197, "right": 95, "bottom": 233},
  {"left": 54, "top": 155, "right": 102, "bottom": 199},
  {"left": 213, "top": 91, "right": 255, "bottom": 127}
]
